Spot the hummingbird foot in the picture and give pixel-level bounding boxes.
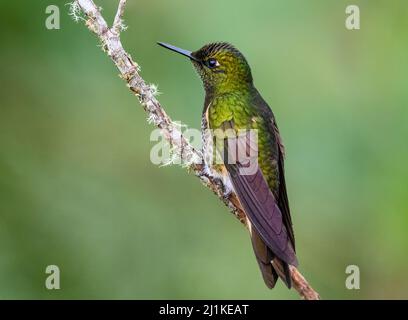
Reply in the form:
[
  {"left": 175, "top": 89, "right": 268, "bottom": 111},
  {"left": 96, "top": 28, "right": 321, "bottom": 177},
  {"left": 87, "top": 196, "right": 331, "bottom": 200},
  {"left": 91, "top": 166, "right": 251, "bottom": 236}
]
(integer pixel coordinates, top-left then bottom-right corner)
[
  {"left": 203, "top": 162, "right": 234, "bottom": 198},
  {"left": 223, "top": 189, "right": 233, "bottom": 199},
  {"left": 212, "top": 177, "right": 224, "bottom": 193},
  {"left": 222, "top": 185, "right": 233, "bottom": 199},
  {"left": 212, "top": 177, "right": 233, "bottom": 199}
]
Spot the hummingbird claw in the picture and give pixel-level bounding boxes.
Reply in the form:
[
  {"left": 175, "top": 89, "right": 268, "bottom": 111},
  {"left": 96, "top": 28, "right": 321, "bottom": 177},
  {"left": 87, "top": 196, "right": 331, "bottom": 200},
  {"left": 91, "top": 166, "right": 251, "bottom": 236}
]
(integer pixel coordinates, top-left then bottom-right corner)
[
  {"left": 212, "top": 177, "right": 232, "bottom": 199},
  {"left": 223, "top": 188, "right": 232, "bottom": 199},
  {"left": 213, "top": 177, "right": 224, "bottom": 190}
]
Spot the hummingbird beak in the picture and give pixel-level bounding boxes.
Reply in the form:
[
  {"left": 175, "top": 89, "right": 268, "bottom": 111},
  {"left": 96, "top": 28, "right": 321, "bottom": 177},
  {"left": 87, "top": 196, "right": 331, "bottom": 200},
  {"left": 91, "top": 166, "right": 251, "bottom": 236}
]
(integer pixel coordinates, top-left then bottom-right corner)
[{"left": 157, "top": 42, "right": 200, "bottom": 63}]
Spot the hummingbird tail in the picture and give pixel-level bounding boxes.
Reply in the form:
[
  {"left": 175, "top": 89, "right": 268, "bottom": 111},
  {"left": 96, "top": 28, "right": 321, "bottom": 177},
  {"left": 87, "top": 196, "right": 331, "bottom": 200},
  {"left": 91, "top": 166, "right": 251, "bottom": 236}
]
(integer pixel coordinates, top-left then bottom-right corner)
[
  {"left": 251, "top": 229, "right": 292, "bottom": 289},
  {"left": 250, "top": 228, "right": 278, "bottom": 288},
  {"left": 271, "top": 257, "right": 292, "bottom": 289}
]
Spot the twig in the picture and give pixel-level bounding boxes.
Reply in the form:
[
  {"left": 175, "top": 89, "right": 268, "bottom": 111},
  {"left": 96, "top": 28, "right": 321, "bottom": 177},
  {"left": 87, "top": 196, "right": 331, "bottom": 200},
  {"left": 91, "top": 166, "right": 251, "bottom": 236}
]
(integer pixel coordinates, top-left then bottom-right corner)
[
  {"left": 112, "top": 0, "right": 127, "bottom": 34},
  {"left": 70, "top": 0, "right": 320, "bottom": 300}
]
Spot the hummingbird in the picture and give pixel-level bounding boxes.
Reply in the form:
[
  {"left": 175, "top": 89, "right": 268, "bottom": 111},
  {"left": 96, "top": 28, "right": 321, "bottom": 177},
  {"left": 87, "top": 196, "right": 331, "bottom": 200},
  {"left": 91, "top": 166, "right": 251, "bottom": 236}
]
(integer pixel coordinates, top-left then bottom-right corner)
[{"left": 158, "top": 42, "right": 298, "bottom": 289}]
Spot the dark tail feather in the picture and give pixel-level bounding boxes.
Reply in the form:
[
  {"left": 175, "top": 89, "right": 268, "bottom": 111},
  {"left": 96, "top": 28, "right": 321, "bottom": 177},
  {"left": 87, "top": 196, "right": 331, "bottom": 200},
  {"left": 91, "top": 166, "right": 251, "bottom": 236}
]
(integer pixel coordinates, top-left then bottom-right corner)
[
  {"left": 271, "top": 257, "right": 292, "bottom": 289},
  {"left": 257, "top": 259, "right": 278, "bottom": 289},
  {"left": 251, "top": 228, "right": 278, "bottom": 288},
  {"left": 251, "top": 229, "right": 292, "bottom": 289}
]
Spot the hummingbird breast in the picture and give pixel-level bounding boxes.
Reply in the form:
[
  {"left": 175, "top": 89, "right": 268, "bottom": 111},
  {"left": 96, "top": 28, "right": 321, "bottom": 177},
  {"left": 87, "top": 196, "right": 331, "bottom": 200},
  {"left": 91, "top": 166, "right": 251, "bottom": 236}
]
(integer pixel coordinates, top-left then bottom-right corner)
[{"left": 201, "top": 92, "right": 280, "bottom": 197}]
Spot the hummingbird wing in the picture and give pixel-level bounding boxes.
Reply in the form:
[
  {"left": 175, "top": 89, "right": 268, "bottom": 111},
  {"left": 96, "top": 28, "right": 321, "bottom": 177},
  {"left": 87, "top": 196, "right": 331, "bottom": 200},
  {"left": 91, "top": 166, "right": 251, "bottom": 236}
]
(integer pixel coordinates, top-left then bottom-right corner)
[
  {"left": 217, "top": 118, "right": 297, "bottom": 288},
  {"left": 272, "top": 120, "right": 296, "bottom": 250},
  {"left": 225, "top": 159, "right": 298, "bottom": 267},
  {"left": 252, "top": 90, "right": 296, "bottom": 250}
]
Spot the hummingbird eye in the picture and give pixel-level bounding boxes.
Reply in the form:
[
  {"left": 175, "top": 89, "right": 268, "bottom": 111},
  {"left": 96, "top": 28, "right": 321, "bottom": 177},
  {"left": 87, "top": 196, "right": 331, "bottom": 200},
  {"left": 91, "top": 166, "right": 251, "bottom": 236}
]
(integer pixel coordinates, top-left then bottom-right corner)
[{"left": 206, "top": 58, "right": 219, "bottom": 69}]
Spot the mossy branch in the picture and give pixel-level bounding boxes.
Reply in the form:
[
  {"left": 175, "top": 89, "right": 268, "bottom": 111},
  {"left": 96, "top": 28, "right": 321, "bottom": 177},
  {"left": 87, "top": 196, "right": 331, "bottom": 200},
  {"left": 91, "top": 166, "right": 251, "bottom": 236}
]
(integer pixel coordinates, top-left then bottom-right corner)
[{"left": 70, "top": 0, "right": 320, "bottom": 300}]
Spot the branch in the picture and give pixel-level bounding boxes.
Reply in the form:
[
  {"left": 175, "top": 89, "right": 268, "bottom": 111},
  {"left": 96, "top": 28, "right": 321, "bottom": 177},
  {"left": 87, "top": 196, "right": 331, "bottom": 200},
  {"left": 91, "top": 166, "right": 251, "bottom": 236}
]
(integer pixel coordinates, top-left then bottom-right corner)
[
  {"left": 70, "top": 0, "right": 320, "bottom": 300},
  {"left": 112, "top": 0, "right": 127, "bottom": 34}
]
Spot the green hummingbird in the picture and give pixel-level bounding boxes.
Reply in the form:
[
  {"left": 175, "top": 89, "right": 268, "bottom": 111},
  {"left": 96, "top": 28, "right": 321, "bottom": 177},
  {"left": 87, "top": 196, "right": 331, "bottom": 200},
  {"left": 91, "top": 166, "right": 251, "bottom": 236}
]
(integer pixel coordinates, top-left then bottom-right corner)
[{"left": 158, "top": 42, "right": 298, "bottom": 289}]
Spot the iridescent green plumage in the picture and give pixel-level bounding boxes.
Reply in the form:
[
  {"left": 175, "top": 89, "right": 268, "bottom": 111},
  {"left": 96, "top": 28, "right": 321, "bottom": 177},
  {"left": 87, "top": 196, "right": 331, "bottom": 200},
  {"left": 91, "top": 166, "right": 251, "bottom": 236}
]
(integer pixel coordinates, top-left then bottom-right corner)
[
  {"left": 191, "top": 43, "right": 280, "bottom": 193},
  {"left": 158, "top": 41, "right": 297, "bottom": 289}
]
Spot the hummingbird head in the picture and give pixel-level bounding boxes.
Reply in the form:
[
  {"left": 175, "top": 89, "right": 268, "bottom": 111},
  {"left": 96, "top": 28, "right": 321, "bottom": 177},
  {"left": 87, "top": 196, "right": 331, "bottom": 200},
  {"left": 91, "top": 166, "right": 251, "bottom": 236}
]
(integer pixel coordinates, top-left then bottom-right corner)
[{"left": 158, "top": 42, "right": 253, "bottom": 95}]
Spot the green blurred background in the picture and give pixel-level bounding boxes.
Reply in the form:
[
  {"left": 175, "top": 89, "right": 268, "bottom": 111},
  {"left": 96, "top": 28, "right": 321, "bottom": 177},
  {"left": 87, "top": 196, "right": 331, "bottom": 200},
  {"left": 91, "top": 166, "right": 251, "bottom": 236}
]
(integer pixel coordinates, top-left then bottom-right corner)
[{"left": 0, "top": 0, "right": 407, "bottom": 299}]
